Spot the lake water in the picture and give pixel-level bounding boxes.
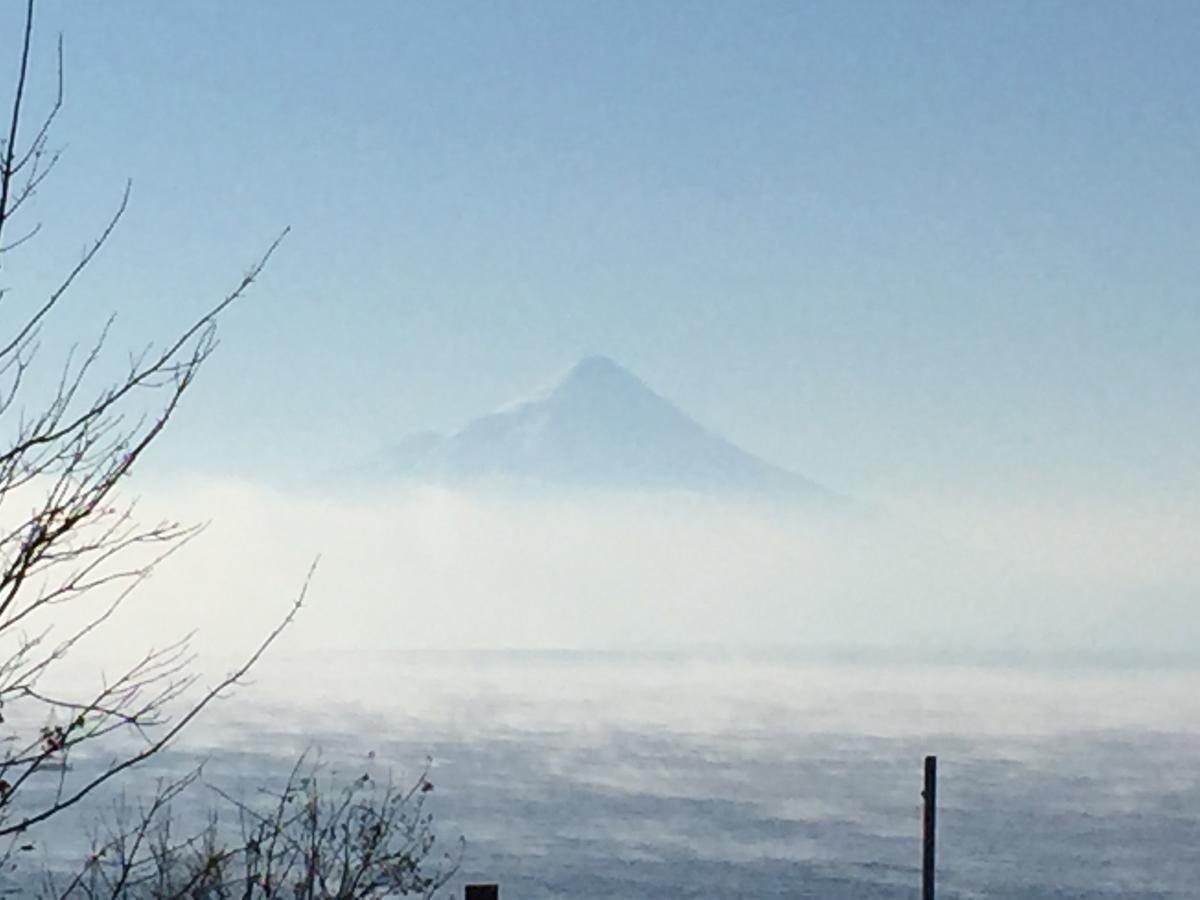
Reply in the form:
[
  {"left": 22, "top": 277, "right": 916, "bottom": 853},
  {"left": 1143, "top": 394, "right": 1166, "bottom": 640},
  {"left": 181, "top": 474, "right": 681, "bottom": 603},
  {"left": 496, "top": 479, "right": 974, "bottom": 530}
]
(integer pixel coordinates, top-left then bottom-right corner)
[{"left": 13, "top": 651, "right": 1200, "bottom": 897}]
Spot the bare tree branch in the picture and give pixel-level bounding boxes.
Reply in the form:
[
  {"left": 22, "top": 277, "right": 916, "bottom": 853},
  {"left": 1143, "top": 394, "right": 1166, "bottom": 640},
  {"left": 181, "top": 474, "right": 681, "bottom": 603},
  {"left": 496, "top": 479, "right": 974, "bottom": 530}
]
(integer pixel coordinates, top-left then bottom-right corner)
[
  {"left": 0, "top": 2, "right": 327, "bottom": 881},
  {"left": 0, "top": 0, "right": 36, "bottom": 261}
]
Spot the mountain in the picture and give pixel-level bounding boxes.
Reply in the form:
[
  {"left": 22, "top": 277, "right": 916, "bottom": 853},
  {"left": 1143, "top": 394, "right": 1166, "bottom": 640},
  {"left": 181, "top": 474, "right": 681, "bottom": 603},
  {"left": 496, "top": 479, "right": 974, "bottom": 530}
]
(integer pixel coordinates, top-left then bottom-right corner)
[{"left": 383, "top": 355, "right": 832, "bottom": 499}]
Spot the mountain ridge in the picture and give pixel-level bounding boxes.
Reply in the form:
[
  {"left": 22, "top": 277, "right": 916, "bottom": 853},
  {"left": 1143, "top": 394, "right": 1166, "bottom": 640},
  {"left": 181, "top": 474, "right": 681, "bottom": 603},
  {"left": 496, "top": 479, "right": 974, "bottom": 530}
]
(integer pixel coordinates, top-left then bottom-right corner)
[{"left": 382, "top": 355, "right": 832, "bottom": 500}]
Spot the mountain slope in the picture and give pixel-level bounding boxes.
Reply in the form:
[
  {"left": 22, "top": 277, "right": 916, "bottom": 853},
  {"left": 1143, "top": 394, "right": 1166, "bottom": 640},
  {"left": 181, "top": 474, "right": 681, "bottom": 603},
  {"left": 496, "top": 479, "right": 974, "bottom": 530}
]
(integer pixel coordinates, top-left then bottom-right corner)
[{"left": 385, "top": 355, "right": 831, "bottom": 499}]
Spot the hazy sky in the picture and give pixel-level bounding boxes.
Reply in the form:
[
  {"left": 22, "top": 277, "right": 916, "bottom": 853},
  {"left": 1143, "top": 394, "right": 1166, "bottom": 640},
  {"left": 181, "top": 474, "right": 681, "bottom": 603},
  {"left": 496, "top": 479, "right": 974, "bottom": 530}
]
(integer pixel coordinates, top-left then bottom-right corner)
[{"left": 6, "top": 1, "right": 1200, "bottom": 503}]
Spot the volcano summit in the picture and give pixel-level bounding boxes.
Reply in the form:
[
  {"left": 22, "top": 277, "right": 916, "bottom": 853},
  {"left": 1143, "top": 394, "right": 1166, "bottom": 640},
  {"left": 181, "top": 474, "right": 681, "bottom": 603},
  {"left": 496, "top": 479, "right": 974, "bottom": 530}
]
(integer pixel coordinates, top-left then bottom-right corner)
[{"left": 384, "top": 355, "right": 831, "bottom": 499}]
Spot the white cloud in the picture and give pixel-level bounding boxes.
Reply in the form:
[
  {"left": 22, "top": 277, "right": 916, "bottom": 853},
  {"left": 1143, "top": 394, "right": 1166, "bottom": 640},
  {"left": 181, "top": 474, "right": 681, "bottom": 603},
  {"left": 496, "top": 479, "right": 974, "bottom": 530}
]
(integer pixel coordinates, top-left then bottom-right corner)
[{"left": 93, "top": 479, "right": 1200, "bottom": 663}]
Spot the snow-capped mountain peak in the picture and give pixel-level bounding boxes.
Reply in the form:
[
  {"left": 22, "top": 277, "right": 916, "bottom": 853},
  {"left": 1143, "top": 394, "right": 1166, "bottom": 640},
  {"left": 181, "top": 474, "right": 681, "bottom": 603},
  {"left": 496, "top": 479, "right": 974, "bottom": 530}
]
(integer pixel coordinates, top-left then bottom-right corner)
[{"left": 385, "top": 356, "right": 830, "bottom": 499}]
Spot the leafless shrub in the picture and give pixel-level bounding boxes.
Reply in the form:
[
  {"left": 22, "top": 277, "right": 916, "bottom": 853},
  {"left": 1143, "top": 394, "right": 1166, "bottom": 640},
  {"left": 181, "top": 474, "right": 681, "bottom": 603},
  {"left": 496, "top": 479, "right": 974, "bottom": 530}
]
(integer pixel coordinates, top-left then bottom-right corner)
[{"left": 41, "top": 754, "right": 460, "bottom": 899}]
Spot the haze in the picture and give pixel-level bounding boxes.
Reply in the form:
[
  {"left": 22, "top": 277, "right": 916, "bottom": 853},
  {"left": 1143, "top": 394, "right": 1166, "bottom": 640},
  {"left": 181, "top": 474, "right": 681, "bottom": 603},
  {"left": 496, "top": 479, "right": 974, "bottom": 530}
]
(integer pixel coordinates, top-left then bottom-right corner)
[{"left": 6, "top": 3, "right": 1200, "bottom": 896}]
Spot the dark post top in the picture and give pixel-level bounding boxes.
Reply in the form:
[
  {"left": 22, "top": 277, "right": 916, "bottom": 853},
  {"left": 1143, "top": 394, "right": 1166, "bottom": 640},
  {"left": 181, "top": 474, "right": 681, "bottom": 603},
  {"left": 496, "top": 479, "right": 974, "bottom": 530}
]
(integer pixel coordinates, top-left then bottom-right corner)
[{"left": 465, "top": 885, "right": 499, "bottom": 900}]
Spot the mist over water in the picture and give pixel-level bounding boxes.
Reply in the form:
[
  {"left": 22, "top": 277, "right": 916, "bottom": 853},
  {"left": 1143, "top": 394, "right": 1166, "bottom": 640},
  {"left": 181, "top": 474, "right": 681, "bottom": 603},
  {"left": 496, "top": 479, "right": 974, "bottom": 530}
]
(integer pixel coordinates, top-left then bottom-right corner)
[
  {"left": 13, "top": 477, "right": 1197, "bottom": 896},
  {"left": 22, "top": 651, "right": 1200, "bottom": 898},
  {"left": 121, "top": 478, "right": 1200, "bottom": 663}
]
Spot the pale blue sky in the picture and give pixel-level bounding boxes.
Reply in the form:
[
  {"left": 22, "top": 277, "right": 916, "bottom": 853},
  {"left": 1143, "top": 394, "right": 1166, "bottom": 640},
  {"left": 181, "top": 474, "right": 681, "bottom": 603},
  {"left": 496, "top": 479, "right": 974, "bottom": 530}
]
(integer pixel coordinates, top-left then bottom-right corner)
[{"left": 8, "top": 1, "right": 1200, "bottom": 499}]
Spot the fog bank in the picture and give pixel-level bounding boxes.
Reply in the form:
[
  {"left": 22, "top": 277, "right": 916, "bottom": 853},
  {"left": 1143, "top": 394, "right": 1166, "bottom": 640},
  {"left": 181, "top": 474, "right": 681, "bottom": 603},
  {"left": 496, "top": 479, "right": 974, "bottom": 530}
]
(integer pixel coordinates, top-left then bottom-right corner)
[{"left": 98, "top": 479, "right": 1200, "bottom": 664}]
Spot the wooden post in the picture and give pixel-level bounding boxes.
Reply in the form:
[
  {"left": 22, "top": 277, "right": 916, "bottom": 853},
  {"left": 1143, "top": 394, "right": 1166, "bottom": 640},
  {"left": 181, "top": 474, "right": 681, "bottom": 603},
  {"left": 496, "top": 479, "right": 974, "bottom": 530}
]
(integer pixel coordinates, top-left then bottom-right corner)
[
  {"left": 465, "top": 885, "right": 498, "bottom": 900},
  {"left": 922, "top": 755, "right": 937, "bottom": 900}
]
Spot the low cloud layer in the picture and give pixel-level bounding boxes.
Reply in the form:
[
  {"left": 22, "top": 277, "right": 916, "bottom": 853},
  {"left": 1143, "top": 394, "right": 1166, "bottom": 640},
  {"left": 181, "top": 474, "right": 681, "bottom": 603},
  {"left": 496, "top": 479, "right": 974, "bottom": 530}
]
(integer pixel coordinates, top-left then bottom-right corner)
[{"left": 96, "top": 479, "right": 1200, "bottom": 664}]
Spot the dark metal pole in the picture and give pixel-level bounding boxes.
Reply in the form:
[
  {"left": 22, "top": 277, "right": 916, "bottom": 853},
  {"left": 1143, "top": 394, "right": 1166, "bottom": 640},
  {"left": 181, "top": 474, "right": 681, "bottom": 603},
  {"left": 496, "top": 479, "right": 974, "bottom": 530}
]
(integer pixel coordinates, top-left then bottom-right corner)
[
  {"left": 922, "top": 755, "right": 937, "bottom": 900},
  {"left": 465, "top": 886, "right": 498, "bottom": 900}
]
